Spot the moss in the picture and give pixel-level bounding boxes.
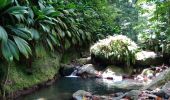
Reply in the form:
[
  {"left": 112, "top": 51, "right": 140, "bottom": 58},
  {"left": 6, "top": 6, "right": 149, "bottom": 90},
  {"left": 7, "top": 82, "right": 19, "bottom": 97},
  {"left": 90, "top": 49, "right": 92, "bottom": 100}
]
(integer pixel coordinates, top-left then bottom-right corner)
[{"left": 4, "top": 54, "right": 61, "bottom": 93}]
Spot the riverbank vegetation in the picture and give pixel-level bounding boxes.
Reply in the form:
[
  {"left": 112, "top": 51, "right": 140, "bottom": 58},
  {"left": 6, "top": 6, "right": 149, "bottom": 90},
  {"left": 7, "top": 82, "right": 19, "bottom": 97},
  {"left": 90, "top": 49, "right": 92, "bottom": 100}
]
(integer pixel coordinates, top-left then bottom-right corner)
[{"left": 0, "top": 0, "right": 170, "bottom": 99}]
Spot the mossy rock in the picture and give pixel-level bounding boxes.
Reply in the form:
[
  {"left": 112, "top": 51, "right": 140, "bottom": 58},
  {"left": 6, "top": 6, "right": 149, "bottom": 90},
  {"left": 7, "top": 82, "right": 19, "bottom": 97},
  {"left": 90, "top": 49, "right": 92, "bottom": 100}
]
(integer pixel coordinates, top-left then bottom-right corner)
[
  {"left": 4, "top": 53, "right": 61, "bottom": 93},
  {"left": 90, "top": 35, "right": 138, "bottom": 66}
]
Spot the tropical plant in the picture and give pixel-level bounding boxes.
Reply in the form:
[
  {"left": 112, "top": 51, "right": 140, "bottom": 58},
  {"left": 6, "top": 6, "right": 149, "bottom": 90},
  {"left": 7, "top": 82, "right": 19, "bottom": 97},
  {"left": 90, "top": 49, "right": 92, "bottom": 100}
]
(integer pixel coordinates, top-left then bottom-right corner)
[
  {"left": 90, "top": 35, "right": 139, "bottom": 66},
  {"left": 0, "top": 2, "right": 32, "bottom": 62}
]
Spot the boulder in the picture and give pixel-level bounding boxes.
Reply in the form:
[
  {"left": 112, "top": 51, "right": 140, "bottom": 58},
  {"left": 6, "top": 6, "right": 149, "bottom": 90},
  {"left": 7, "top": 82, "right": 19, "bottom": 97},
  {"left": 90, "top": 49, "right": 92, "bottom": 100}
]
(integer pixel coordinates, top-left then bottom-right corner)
[
  {"left": 143, "top": 68, "right": 170, "bottom": 90},
  {"left": 59, "top": 64, "right": 77, "bottom": 76},
  {"left": 76, "top": 57, "right": 91, "bottom": 65},
  {"left": 72, "top": 90, "right": 92, "bottom": 100},
  {"left": 77, "top": 64, "right": 97, "bottom": 78},
  {"left": 111, "top": 79, "right": 144, "bottom": 90},
  {"left": 135, "top": 51, "right": 163, "bottom": 66},
  {"left": 162, "top": 81, "right": 170, "bottom": 96}
]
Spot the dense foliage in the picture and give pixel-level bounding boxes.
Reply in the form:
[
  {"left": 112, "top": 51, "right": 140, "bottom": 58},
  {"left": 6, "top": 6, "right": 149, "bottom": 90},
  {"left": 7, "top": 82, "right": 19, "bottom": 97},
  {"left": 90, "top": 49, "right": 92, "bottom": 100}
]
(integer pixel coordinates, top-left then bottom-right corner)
[
  {"left": 0, "top": 0, "right": 122, "bottom": 62},
  {"left": 0, "top": 0, "right": 83, "bottom": 61},
  {"left": 136, "top": 0, "right": 170, "bottom": 54},
  {"left": 90, "top": 35, "right": 138, "bottom": 66}
]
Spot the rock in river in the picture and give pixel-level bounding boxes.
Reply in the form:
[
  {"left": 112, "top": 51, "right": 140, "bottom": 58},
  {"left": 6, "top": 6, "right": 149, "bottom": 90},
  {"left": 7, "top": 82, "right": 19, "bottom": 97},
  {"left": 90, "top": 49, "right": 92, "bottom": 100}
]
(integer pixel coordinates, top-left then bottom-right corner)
[
  {"left": 59, "top": 64, "right": 76, "bottom": 76},
  {"left": 77, "top": 64, "right": 98, "bottom": 78},
  {"left": 143, "top": 68, "right": 170, "bottom": 90},
  {"left": 135, "top": 51, "right": 163, "bottom": 66},
  {"left": 72, "top": 90, "right": 92, "bottom": 100},
  {"left": 76, "top": 57, "right": 91, "bottom": 65},
  {"left": 162, "top": 81, "right": 170, "bottom": 96}
]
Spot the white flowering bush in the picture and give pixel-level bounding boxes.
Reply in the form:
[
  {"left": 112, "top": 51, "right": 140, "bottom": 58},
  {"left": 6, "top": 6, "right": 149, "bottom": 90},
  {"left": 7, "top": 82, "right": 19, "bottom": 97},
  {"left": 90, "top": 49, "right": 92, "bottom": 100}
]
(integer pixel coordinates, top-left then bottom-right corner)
[{"left": 90, "top": 35, "right": 139, "bottom": 66}]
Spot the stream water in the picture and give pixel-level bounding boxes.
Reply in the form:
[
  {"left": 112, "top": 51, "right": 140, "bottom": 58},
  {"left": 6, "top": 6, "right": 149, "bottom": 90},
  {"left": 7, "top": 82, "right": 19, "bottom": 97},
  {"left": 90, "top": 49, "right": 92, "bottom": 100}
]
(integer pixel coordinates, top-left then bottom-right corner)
[{"left": 17, "top": 77, "right": 128, "bottom": 100}]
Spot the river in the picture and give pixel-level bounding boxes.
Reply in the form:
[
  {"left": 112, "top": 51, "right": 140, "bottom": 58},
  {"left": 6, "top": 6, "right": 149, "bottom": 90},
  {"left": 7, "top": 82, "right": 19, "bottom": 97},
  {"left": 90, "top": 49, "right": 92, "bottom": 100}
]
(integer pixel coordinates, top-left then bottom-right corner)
[{"left": 17, "top": 77, "right": 128, "bottom": 100}]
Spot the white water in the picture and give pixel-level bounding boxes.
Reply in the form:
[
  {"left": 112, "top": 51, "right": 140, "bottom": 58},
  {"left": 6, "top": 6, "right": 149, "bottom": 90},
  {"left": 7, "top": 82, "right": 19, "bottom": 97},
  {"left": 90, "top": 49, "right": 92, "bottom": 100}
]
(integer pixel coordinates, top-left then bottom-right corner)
[
  {"left": 65, "top": 70, "right": 79, "bottom": 78},
  {"left": 66, "top": 68, "right": 123, "bottom": 83}
]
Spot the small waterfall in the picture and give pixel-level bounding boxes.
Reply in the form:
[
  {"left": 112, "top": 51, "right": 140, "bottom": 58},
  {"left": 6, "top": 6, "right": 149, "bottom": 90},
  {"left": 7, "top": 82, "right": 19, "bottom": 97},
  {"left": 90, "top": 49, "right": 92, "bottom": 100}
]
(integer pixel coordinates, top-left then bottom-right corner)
[{"left": 65, "top": 69, "right": 78, "bottom": 78}]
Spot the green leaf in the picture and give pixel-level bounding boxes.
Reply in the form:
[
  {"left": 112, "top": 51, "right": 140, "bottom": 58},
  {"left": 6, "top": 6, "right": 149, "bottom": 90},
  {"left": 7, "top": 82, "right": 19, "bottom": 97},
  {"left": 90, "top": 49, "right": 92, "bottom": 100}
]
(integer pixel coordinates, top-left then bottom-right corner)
[
  {"left": 8, "top": 39, "right": 19, "bottom": 60},
  {"left": 66, "top": 31, "right": 72, "bottom": 37},
  {"left": 40, "top": 23, "right": 50, "bottom": 33},
  {"left": 10, "top": 25, "right": 32, "bottom": 40},
  {"left": 30, "top": 28, "right": 40, "bottom": 40},
  {"left": 13, "top": 36, "right": 32, "bottom": 58},
  {"left": 42, "top": 6, "right": 56, "bottom": 15},
  {"left": 1, "top": 41, "right": 13, "bottom": 61},
  {"left": 0, "top": 26, "right": 8, "bottom": 42},
  {"left": 1, "top": 39, "right": 19, "bottom": 61},
  {"left": 43, "top": 19, "right": 56, "bottom": 25},
  {"left": 55, "top": 25, "right": 65, "bottom": 37},
  {"left": 57, "top": 17, "right": 68, "bottom": 30},
  {"left": 4, "top": 6, "right": 28, "bottom": 21},
  {"left": 49, "top": 34, "right": 57, "bottom": 45},
  {"left": 46, "top": 38, "right": 54, "bottom": 51},
  {"left": 6, "top": 6, "right": 28, "bottom": 15}
]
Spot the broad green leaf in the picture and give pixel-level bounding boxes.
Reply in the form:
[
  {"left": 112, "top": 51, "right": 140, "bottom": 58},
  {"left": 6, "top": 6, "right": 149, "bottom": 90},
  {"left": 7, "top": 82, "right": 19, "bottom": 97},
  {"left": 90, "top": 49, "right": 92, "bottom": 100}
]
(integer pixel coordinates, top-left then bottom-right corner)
[
  {"left": 5, "top": 6, "right": 28, "bottom": 15},
  {"left": 57, "top": 17, "right": 68, "bottom": 30},
  {"left": 4, "top": 6, "right": 28, "bottom": 21},
  {"left": 42, "top": 6, "right": 56, "bottom": 15},
  {"left": 1, "top": 41, "right": 13, "bottom": 61},
  {"left": 30, "top": 28, "right": 40, "bottom": 40},
  {"left": 28, "top": 7, "right": 34, "bottom": 19},
  {"left": 40, "top": 23, "right": 50, "bottom": 33},
  {"left": 0, "top": 26, "right": 8, "bottom": 42},
  {"left": 13, "top": 36, "right": 32, "bottom": 58},
  {"left": 49, "top": 34, "right": 57, "bottom": 45},
  {"left": 1, "top": 39, "right": 19, "bottom": 61},
  {"left": 8, "top": 39, "right": 19, "bottom": 60},
  {"left": 10, "top": 26, "right": 32, "bottom": 40}
]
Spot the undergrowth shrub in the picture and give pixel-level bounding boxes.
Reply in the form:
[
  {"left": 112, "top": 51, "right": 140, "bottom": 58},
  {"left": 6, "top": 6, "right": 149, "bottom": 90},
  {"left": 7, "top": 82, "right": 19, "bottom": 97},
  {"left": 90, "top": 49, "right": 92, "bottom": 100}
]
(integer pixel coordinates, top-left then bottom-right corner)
[{"left": 90, "top": 35, "right": 139, "bottom": 66}]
